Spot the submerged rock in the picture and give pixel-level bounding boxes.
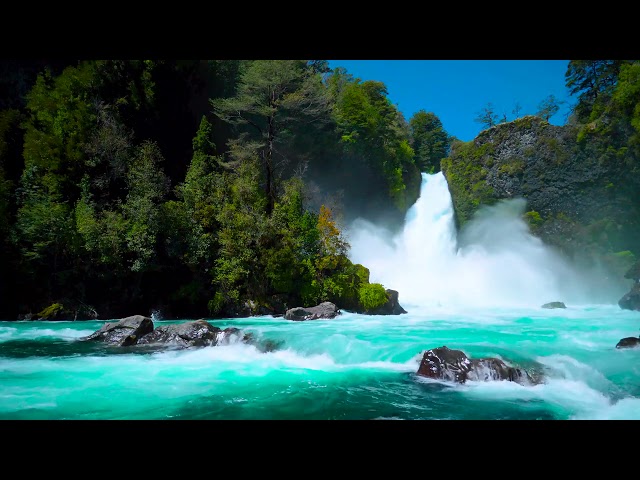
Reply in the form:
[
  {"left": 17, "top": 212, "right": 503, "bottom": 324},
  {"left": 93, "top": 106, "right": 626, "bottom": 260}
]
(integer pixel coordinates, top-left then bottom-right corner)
[
  {"left": 416, "top": 346, "right": 535, "bottom": 385},
  {"left": 367, "top": 289, "right": 408, "bottom": 315},
  {"left": 137, "top": 319, "right": 221, "bottom": 348},
  {"left": 616, "top": 337, "right": 640, "bottom": 349},
  {"left": 216, "top": 327, "right": 252, "bottom": 346},
  {"left": 619, "top": 283, "right": 640, "bottom": 311},
  {"left": 81, "top": 315, "right": 154, "bottom": 346},
  {"left": 284, "top": 302, "right": 339, "bottom": 321},
  {"left": 541, "top": 302, "right": 566, "bottom": 309}
]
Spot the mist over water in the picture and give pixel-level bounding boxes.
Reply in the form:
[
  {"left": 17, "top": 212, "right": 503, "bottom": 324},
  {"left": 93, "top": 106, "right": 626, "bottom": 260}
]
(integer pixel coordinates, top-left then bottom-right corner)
[{"left": 348, "top": 172, "right": 624, "bottom": 309}]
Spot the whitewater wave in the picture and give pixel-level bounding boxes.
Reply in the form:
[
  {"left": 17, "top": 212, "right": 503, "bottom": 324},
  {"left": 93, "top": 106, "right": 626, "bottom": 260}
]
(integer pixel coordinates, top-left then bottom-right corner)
[{"left": 0, "top": 326, "right": 95, "bottom": 343}]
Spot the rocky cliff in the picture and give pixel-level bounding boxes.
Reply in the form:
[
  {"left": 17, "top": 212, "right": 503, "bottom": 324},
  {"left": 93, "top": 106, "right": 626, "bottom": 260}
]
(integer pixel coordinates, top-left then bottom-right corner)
[{"left": 441, "top": 115, "right": 640, "bottom": 284}]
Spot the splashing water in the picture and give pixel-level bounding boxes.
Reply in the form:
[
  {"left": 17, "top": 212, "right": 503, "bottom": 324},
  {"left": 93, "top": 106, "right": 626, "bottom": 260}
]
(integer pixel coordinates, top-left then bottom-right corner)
[{"left": 348, "top": 172, "right": 625, "bottom": 309}]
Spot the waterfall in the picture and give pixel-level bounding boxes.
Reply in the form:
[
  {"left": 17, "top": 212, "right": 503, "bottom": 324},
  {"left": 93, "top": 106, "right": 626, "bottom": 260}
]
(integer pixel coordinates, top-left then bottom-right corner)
[{"left": 348, "top": 172, "right": 611, "bottom": 309}]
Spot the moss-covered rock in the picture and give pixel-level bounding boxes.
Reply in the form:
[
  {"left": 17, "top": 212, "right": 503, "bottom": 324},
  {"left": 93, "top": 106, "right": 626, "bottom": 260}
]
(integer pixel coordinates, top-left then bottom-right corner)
[
  {"left": 357, "top": 283, "right": 388, "bottom": 311},
  {"left": 36, "top": 303, "right": 64, "bottom": 320},
  {"left": 441, "top": 115, "right": 640, "bottom": 282},
  {"left": 33, "top": 300, "right": 99, "bottom": 321}
]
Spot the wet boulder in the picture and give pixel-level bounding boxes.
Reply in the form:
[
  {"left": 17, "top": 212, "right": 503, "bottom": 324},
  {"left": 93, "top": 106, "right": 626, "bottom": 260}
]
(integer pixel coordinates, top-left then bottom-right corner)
[
  {"left": 417, "top": 346, "right": 471, "bottom": 383},
  {"left": 285, "top": 302, "right": 339, "bottom": 321},
  {"left": 137, "top": 319, "right": 221, "bottom": 348},
  {"left": 416, "top": 346, "right": 534, "bottom": 385},
  {"left": 541, "top": 301, "right": 566, "bottom": 309},
  {"left": 616, "top": 337, "right": 640, "bottom": 349},
  {"left": 81, "top": 315, "right": 154, "bottom": 346}
]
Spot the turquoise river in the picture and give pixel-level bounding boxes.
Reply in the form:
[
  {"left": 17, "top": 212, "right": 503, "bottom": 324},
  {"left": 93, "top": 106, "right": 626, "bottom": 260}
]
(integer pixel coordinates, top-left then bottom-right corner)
[{"left": 1, "top": 173, "right": 638, "bottom": 420}]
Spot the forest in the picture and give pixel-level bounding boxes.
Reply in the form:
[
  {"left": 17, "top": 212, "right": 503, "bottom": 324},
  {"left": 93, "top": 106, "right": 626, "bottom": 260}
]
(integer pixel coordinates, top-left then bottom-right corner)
[
  {"left": 0, "top": 60, "right": 446, "bottom": 319},
  {"left": 1, "top": 59, "right": 638, "bottom": 320}
]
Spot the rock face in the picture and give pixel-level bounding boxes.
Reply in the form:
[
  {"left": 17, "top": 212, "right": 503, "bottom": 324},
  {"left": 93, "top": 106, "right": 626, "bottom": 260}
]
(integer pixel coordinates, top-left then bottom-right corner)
[
  {"left": 30, "top": 301, "right": 99, "bottom": 321},
  {"left": 136, "top": 319, "right": 221, "bottom": 348},
  {"left": 416, "top": 346, "right": 534, "bottom": 385},
  {"left": 542, "top": 301, "right": 566, "bottom": 309},
  {"left": 284, "top": 302, "right": 339, "bottom": 321},
  {"left": 81, "top": 315, "right": 154, "bottom": 346},
  {"left": 616, "top": 337, "right": 640, "bottom": 349},
  {"left": 619, "top": 283, "right": 640, "bottom": 311},
  {"left": 441, "top": 116, "right": 640, "bottom": 288},
  {"left": 367, "top": 289, "right": 408, "bottom": 315}
]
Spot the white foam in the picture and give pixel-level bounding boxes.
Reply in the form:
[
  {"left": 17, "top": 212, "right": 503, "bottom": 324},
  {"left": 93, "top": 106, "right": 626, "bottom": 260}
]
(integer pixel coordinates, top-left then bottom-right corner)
[
  {"left": 348, "top": 172, "right": 627, "bottom": 310},
  {"left": 0, "top": 326, "right": 95, "bottom": 343}
]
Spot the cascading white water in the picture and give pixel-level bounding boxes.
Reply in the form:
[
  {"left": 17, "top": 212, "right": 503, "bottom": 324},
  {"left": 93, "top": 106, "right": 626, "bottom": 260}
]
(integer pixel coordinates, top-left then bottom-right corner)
[{"left": 349, "top": 172, "right": 614, "bottom": 309}]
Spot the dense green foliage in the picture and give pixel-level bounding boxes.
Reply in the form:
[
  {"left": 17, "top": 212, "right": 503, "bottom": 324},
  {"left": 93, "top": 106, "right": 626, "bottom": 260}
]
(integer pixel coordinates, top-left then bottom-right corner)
[
  {"left": 536, "top": 95, "right": 563, "bottom": 121},
  {"left": 0, "top": 59, "right": 419, "bottom": 319},
  {"left": 409, "top": 110, "right": 451, "bottom": 173},
  {"left": 358, "top": 283, "right": 388, "bottom": 311},
  {"left": 329, "top": 72, "right": 420, "bottom": 210}
]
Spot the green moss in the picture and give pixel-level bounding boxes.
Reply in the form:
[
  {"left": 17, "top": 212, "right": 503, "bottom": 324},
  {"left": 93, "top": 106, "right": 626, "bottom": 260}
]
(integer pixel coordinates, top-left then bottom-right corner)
[
  {"left": 441, "top": 138, "right": 497, "bottom": 227},
  {"left": 37, "top": 303, "right": 64, "bottom": 319},
  {"left": 358, "top": 283, "right": 388, "bottom": 311},
  {"left": 524, "top": 210, "right": 543, "bottom": 228},
  {"left": 605, "top": 182, "right": 614, "bottom": 189},
  {"left": 208, "top": 292, "right": 225, "bottom": 315},
  {"left": 498, "top": 158, "right": 525, "bottom": 175},
  {"left": 354, "top": 264, "right": 370, "bottom": 284},
  {"left": 513, "top": 115, "right": 538, "bottom": 130}
]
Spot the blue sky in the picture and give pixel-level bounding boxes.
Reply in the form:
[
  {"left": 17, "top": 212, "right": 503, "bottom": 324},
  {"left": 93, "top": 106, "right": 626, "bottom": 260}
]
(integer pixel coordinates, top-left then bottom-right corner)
[{"left": 327, "top": 60, "right": 572, "bottom": 142}]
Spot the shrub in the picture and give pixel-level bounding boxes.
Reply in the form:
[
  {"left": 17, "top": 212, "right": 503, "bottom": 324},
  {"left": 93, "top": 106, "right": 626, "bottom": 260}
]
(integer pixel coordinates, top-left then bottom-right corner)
[{"left": 358, "top": 283, "right": 388, "bottom": 311}]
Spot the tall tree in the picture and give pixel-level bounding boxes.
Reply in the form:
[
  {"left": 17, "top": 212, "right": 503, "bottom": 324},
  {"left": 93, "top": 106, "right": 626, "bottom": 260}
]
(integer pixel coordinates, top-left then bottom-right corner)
[
  {"left": 211, "top": 60, "right": 329, "bottom": 215},
  {"left": 565, "top": 60, "right": 628, "bottom": 119},
  {"left": 512, "top": 102, "right": 523, "bottom": 118},
  {"left": 536, "top": 94, "right": 563, "bottom": 121},
  {"left": 333, "top": 78, "right": 415, "bottom": 206},
  {"left": 475, "top": 103, "right": 499, "bottom": 129},
  {"left": 409, "top": 110, "right": 450, "bottom": 173}
]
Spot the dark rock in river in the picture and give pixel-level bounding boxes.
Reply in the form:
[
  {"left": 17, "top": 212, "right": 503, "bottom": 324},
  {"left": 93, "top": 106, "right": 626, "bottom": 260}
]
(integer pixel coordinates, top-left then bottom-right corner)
[
  {"left": 216, "top": 326, "right": 252, "bottom": 346},
  {"left": 137, "top": 319, "right": 221, "bottom": 347},
  {"left": 220, "top": 297, "right": 288, "bottom": 318},
  {"left": 619, "top": 283, "right": 640, "bottom": 311},
  {"left": 81, "top": 315, "right": 154, "bottom": 346},
  {"left": 541, "top": 301, "right": 566, "bottom": 309},
  {"left": 616, "top": 337, "right": 640, "bottom": 349},
  {"left": 284, "top": 302, "right": 339, "bottom": 321},
  {"left": 416, "top": 346, "right": 535, "bottom": 385},
  {"left": 367, "top": 289, "right": 408, "bottom": 315}
]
